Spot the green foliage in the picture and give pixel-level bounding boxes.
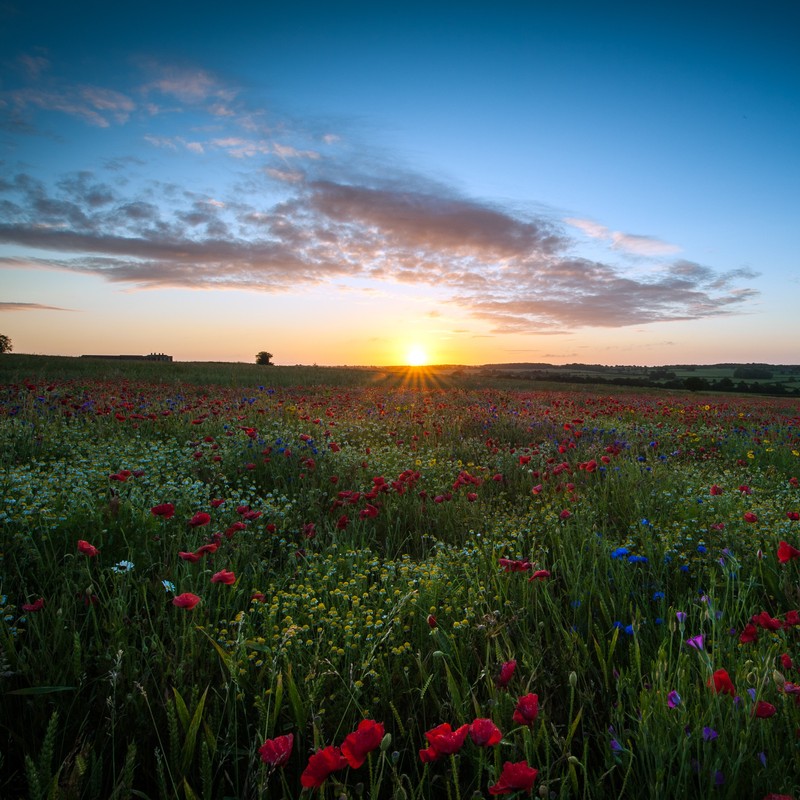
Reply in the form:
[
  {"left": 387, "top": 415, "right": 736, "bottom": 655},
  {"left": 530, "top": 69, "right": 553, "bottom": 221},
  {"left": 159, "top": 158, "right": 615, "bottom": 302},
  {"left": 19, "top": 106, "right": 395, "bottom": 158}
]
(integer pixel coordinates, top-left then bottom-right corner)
[
  {"left": 255, "top": 351, "right": 273, "bottom": 366},
  {"left": 1, "top": 366, "right": 800, "bottom": 798}
]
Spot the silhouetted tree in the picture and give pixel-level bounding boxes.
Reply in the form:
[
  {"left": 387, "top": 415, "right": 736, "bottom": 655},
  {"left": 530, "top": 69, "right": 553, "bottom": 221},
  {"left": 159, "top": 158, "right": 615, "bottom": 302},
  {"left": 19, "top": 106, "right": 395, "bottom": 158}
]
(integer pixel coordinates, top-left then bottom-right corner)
[
  {"left": 683, "top": 376, "right": 709, "bottom": 392},
  {"left": 0, "top": 334, "right": 12, "bottom": 354},
  {"left": 255, "top": 351, "right": 273, "bottom": 366}
]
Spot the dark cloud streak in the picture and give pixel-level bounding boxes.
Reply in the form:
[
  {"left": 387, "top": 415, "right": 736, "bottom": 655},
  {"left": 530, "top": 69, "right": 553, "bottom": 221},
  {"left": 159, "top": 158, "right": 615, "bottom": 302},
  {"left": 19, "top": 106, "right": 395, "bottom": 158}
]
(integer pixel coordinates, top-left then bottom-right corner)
[{"left": 0, "top": 164, "right": 759, "bottom": 328}]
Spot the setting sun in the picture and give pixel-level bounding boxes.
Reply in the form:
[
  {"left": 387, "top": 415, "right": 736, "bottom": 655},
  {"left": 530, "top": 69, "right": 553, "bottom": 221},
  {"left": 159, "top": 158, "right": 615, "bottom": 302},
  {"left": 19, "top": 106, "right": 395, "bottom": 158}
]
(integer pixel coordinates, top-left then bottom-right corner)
[{"left": 406, "top": 345, "right": 429, "bottom": 366}]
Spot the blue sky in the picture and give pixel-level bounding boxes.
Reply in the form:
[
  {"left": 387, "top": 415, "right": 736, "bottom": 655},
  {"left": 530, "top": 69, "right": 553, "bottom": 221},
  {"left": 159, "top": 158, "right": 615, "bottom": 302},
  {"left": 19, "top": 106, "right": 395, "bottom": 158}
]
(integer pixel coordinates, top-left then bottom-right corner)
[{"left": 1, "top": 0, "right": 798, "bottom": 365}]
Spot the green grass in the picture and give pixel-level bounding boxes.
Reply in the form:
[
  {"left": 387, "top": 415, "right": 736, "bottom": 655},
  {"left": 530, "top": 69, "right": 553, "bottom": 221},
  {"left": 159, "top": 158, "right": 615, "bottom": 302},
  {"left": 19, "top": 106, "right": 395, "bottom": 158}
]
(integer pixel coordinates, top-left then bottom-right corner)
[{"left": 1, "top": 360, "right": 800, "bottom": 798}]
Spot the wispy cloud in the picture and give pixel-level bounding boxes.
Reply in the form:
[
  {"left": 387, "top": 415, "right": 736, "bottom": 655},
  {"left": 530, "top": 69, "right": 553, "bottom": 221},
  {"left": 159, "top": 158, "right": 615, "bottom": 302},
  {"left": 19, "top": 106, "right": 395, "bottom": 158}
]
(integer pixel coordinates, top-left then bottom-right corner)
[
  {"left": 7, "top": 85, "right": 135, "bottom": 127},
  {"left": 0, "top": 301, "right": 75, "bottom": 312},
  {"left": 0, "top": 165, "right": 759, "bottom": 331},
  {"left": 0, "top": 53, "right": 759, "bottom": 334},
  {"left": 566, "top": 217, "right": 681, "bottom": 256}
]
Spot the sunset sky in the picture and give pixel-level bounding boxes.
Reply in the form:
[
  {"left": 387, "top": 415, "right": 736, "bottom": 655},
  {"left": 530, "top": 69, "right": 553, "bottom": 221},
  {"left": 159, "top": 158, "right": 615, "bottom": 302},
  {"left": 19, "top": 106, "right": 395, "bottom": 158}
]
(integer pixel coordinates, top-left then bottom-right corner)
[{"left": 1, "top": 1, "right": 798, "bottom": 366}]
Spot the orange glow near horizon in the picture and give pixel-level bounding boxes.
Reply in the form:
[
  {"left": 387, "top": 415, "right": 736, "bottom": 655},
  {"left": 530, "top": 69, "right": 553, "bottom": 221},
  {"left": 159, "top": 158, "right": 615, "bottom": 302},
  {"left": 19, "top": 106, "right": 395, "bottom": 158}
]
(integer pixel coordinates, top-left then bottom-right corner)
[{"left": 405, "top": 344, "right": 429, "bottom": 366}]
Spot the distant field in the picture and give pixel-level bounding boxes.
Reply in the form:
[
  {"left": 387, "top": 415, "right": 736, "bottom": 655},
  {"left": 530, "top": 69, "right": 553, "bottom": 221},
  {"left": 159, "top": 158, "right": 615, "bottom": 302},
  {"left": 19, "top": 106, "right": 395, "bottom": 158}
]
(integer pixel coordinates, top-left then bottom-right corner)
[
  {"left": 4, "top": 355, "right": 798, "bottom": 395},
  {"left": 3, "top": 364, "right": 800, "bottom": 799}
]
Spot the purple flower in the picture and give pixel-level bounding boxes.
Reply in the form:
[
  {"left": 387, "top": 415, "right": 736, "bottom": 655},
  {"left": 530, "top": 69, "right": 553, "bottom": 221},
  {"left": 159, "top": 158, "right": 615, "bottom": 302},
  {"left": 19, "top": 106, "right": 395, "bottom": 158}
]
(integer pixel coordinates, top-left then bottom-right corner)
[
  {"left": 714, "top": 770, "right": 725, "bottom": 786},
  {"left": 758, "top": 751, "right": 766, "bottom": 768},
  {"left": 610, "top": 738, "right": 622, "bottom": 752},
  {"left": 676, "top": 611, "right": 687, "bottom": 624},
  {"left": 667, "top": 690, "right": 681, "bottom": 708},
  {"left": 702, "top": 726, "right": 718, "bottom": 742},
  {"left": 686, "top": 634, "right": 704, "bottom": 650}
]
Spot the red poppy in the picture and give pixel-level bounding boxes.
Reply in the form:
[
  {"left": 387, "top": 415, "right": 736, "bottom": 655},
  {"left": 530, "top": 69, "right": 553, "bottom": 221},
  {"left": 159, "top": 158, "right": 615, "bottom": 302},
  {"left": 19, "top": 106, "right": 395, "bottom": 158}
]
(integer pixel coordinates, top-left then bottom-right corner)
[
  {"left": 77, "top": 540, "right": 100, "bottom": 557},
  {"left": 559, "top": 510, "right": 572, "bottom": 520},
  {"left": 753, "top": 701, "right": 777, "bottom": 718},
  {"left": 739, "top": 623, "right": 759, "bottom": 644},
  {"left": 499, "top": 558, "right": 532, "bottom": 573},
  {"left": 708, "top": 668, "right": 736, "bottom": 696},
  {"left": 752, "top": 611, "right": 782, "bottom": 631},
  {"left": 497, "top": 659, "right": 516, "bottom": 688},
  {"left": 151, "top": 503, "right": 175, "bottom": 519},
  {"left": 781, "top": 653, "right": 794, "bottom": 671},
  {"left": 743, "top": 512, "right": 758, "bottom": 524},
  {"left": 178, "top": 551, "right": 202, "bottom": 563},
  {"left": 172, "top": 593, "right": 200, "bottom": 609},
  {"left": 341, "top": 719, "right": 385, "bottom": 768},
  {"left": 336, "top": 514, "right": 349, "bottom": 530},
  {"left": 778, "top": 541, "right": 800, "bottom": 563},
  {"left": 188, "top": 512, "right": 211, "bottom": 527},
  {"left": 419, "top": 723, "right": 469, "bottom": 762},
  {"left": 489, "top": 760, "right": 539, "bottom": 795},
  {"left": 259, "top": 733, "right": 293, "bottom": 767},
  {"left": 788, "top": 512, "right": 800, "bottom": 521},
  {"left": 512, "top": 693, "right": 539, "bottom": 726},
  {"left": 528, "top": 570, "right": 551, "bottom": 581},
  {"left": 210, "top": 498, "right": 225, "bottom": 509},
  {"left": 427, "top": 614, "right": 438, "bottom": 629},
  {"left": 211, "top": 569, "right": 236, "bottom": 585},
  {"left": 196, "top": 543, "right": 219, "bottom": 556},
  {"left": 22, "top": 597, "right": 44, "bottom": 613},
  {"left": 300, "top": 745, "right": 347, "bottom": 789},
  {"left": 225, "top": 521, "right": 247, "bottom": 538},
  {"left": 469, "top": 718, "right": 502, "bottom": 747},
  {"left": 710, "top": 484, "right": 724, "bottom": 495}
]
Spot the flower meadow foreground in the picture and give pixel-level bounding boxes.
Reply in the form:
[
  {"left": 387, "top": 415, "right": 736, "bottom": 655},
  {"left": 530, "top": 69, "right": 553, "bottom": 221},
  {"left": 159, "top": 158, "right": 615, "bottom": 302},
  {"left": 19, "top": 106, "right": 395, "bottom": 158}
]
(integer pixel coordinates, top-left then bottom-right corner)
[{"left": 1, "top": 373, "right": 800, "bottom": 798}]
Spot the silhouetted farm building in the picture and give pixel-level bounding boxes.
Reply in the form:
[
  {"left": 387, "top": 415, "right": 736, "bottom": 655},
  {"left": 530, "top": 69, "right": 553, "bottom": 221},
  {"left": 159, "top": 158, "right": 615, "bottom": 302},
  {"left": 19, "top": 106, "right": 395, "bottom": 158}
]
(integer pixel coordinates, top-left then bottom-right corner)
[{"left": 81, "top": 353, "right": 173, "bottom": 362}]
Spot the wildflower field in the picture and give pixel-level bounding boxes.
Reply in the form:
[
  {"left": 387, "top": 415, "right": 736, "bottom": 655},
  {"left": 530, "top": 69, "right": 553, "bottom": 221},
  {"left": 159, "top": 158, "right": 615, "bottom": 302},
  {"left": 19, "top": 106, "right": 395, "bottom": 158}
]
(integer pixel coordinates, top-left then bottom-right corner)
[{"left": 1, "top": 361, "right": 799, "bottom": 799}]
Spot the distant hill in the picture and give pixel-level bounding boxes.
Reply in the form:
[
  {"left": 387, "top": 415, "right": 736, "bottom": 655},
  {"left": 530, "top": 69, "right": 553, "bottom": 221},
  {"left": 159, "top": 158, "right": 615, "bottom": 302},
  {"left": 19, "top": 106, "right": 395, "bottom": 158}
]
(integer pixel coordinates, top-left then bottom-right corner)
[{"left": 471, "top": 362, "right": 800, "bottom": 396}]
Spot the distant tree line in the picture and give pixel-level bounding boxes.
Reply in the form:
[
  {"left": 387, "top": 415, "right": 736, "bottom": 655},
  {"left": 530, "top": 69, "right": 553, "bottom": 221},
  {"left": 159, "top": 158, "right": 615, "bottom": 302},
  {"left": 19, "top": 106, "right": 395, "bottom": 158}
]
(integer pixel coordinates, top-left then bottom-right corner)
[{"left": 483, "top": 369, "right": 800, "bottom": 396}]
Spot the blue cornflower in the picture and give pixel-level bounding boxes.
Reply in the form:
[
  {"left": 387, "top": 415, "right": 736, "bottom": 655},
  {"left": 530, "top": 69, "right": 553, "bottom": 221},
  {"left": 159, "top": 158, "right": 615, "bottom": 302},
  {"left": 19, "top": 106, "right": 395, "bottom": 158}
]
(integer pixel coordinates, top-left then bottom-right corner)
[{"left": 611, "top": 547, "right": 630, "bottom": 559}]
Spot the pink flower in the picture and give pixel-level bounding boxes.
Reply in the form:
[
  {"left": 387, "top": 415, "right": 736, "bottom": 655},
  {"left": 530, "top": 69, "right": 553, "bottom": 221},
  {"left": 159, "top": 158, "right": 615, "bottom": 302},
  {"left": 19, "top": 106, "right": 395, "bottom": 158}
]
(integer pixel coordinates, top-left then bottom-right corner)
[
  {"left": 778, "top": 541, "right": 800, "bottom": 563},
  {"left": 470, "top": 718, "right": 502, "bottom": 747},
  {"left": 259, "top": 733, "right": 293, "bottom": 767},
  {"left": 151, "top": 503, "right": 175, "bottom": 519},
  {"left": 512, "top": 693, "right": 539, "bottom": 726},
  {"left": 172, "top": 593, "right": 200, "bottom": 609},
  {"left": 341, "top": 719, "right": 385, "bottom": 768},
  {"left": 77, "top": 539, "right": 99, "bottom": 557},
  {"left": 497, "top": 659, "right": 516, "bottom": 688},
  {"left": 753, "top": 701, "right": 777, "bottom": 718},
  {"left": 489, "top": 760, "right": 539, "bottom": 795},
  {"left": 708, "top": 668, "right": 735, "bottom": 696},
  {"left": 300, "top": 745, "right": 348, "bottom": 788},
  {"left": 211, "top": 569, "right": 236, "bottom": 585},
  {"left": 419, "top": 723, "right": 469, "bottom": 762}
]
